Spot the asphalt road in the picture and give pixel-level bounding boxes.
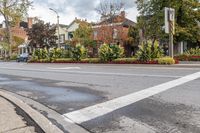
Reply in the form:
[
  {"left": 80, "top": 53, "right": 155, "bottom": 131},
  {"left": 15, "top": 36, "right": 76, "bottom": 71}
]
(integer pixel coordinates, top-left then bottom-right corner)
[{"left": 0, "top": 62, "right": 199, "bottom": 133}]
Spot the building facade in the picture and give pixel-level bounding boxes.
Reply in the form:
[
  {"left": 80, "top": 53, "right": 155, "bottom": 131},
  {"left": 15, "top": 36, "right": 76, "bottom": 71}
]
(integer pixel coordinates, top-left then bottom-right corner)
[{"left": 92, "top": 11, "right": 136, "bottom": 45}]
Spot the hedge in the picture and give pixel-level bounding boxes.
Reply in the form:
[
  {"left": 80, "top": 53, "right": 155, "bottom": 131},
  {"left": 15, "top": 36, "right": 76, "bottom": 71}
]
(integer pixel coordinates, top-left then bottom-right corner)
[
  {"left": 156, "top": 57, "right": 175, "bottom": 65},
  {"left": 174, "top": 55, "right": 200, "bottom": 61},
  {"left": 28, "top": 57, "right": 179, "bottom": 65}
]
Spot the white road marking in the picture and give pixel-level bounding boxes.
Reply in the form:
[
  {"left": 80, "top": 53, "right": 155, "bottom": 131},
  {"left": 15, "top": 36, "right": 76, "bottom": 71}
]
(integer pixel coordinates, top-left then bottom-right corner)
[
  {"left": 0, "top": 67, "right": 182, "bottom": 78},
  {"left": 63, "top": 71, "right": 200, "bottom": 124},
  {"left": 79, "top": 65, "right": 200, "bottom": 70},
  {"left": 47, "top": 67, "right": 81, "bottom": 70},
  {"left": 1, "top": 62, "right": 200, "bottom": 71}
]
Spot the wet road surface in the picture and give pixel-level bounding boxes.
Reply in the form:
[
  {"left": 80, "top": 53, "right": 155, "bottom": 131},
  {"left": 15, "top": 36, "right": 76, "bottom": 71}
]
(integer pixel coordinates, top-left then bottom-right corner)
[
  {"left": 0, "top": 62, "right": 200, "bottom": 132},
  {"left": 0, "top": 75, "right": 106, "bottom": 114}
]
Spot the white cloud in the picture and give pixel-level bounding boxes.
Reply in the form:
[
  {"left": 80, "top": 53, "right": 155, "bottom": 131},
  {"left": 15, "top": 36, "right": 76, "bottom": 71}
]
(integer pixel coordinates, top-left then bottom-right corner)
[
  {"left": 1, "top": 0, "right": 139, "bottom": 25},
  {"left": 126, "top": 7, "right": 139, "bottom": 22}
]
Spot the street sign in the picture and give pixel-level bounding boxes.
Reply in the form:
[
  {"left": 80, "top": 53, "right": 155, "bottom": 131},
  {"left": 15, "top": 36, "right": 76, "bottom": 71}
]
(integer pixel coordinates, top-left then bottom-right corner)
[{"left": 165, "top": 7, "right": 175, "bottom": 34}]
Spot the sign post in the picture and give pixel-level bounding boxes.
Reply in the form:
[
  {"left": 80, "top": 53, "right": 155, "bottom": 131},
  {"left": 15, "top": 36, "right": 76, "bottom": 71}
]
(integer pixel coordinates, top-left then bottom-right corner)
[{"left": 165, "top": 7, "right": 175, "bottom": 58}]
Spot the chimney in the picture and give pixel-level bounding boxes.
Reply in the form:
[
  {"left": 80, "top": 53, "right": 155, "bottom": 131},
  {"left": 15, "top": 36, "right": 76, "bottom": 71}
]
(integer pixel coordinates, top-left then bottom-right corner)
[
  {"left": 121, "top": 11, "right": 125, "bottom": 20},
  {"left": 28, "top": 17, "right": 33, "bottom": 28}
]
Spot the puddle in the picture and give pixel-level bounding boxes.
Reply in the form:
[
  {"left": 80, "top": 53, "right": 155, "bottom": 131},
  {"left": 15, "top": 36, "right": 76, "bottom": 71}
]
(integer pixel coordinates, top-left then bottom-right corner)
[
  {"left": 0, "top": 77, "right": 9, "bottom": 81},
  {"left": 48, "top": 90, "right": 99, "bottom": 102},
  {"left": 0, "top": 80, "right": 101, "bottom": 103}
]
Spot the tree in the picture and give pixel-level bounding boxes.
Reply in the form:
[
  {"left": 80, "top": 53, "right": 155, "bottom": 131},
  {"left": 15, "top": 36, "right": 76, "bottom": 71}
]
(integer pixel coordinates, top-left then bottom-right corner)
[
  {"left": 127, "top": 26, "right": 140, "bottom": 46},
  {"left": 27, "top": 21, "right": 57, "bottom": 49},
  {"left": 136, "top": 0, "right": 200, "bottom": 45},
  {"left": 12, "top": 36, "right": 25, "bottom": 52},
  {"left": 73, "top": 21, "right": 97, "bottom": 57},
  {"left": 123, "top": 26, "right": 140, "bottom": 56},
  {"left": 73, "top": 21, "right": 93, "bottom": 47},
  {"left": 95, "top": 0, "right": 125, "bottom": 19},
  {"left": 0, "top": 0, "right": 32, "bottom": 56}
]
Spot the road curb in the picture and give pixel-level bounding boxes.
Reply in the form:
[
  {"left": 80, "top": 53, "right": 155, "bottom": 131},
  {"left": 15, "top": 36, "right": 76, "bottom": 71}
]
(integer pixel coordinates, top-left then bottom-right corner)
[{"left": 0, "top": 90, "right": 63, "bottom": 133}]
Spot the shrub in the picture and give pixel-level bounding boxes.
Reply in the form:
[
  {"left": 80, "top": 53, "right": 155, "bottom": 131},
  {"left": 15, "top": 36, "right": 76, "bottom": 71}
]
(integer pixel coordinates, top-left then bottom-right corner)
[
  {"left": 81, "top": 58, "right": 101, "bottom": 63},
  {"left": 184, "top": 47, "right": 200, "bottom": 56},
  {"left": 110, "top": 44, "right": 124, "bottom": 59},
  {"left": 53, "top": 58, "right": 73, "bottom": 63},
  {"left": 98, "top": 44, "right": 111, "bottom": 62},
  {"left": 61, "top": 49, "right": 72, "bottom": 58},
  {"left": 39, "top": 59, "right": 51, "bottom": 63},
  {"left": 136, "top": 41, "right": 163, "bottom": 62},
  {"left": 40, "top": 49, "right": 48, "bottom": 59},
  {"left": 49, "top": 48, "right": 63, "bottom": 61},
  {"left": 174, "top": 54, "right": 188, "bottom": 61},
  {"left": 157, "top": 57, "right": 175, "bottom": 65},
  {"left": 112, "top": 58, "right": 137, "bottom": 64},
  {"left": 32, "top": 48, "right": 48, "bottom": 60},
  {"left": 98, "top": 43, "right": 124, "bottom": 62},
  {"left": 175, "top": 47, "right": 200, "bottom": 61},
  {"left": 71, "top": 44, "right": 88, "bottom": 61},
  {"left": 28, "top": 58, "right": 37, "bottom": 63},
  {"left": 10, "top": 53, "right": 18, "bottom": 60}
]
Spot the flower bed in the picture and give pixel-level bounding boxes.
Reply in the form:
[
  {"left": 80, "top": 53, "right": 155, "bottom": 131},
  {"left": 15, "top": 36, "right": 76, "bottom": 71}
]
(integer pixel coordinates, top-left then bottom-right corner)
[
  {"left": 175, "top": 47, "right": 200, "bottom": 61},
  {"left": 29, "top": 57, "right": 177, "bottom": 65},
  {"left": 174, "top": 55, "right": 200, "bottom": 61}
]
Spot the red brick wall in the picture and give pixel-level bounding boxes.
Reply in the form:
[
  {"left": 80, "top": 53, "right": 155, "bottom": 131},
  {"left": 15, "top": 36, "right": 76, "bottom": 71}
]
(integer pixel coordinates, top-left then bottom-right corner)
[
  {"left": 11, "top": 27, "right": 27, "bottom": 40},
  {"left": 92, "top": 25, "right": 129, "bottom": 45}
]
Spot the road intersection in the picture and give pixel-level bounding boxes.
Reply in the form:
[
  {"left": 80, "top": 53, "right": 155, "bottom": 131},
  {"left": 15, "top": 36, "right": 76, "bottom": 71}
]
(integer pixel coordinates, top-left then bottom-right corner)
[{"left": 0, "top": 62, "right": 199, "bottom": 132}]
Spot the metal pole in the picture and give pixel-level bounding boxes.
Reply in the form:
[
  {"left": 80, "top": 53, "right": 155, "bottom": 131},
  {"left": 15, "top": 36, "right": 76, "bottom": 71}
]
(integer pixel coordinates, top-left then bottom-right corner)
[
  {"left": 168, "top": 9, "right": 174, "bottom": 58},
  {"left": 49, "top": 8, "right": 60, "bottom": 48},
  {"left": 57, "top": 15, "right": 60, "bottom": 48},
  {"left": 169, "top": 29, "right": 174, "bottom": 58}
]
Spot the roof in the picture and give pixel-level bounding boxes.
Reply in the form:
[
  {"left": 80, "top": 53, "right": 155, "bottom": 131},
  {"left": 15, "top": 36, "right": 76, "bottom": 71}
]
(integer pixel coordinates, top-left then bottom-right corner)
[
  {"left": 122, "top": 18, "right": 136, "bottom": 27},
  {"left": 51, "top": 24, "right": 68, "bottom": 31},
  {"left": 67, "top": 18, "right": 89, "bottom": 30},
  {"left": 95, "top": 13, "right": 136, "bottom": 27},
  {"left": 67, "top": 19, "right": 81, "bottom": 29},
  {"left": 59, "top": 24, "right": 68, "bottom": 29}
]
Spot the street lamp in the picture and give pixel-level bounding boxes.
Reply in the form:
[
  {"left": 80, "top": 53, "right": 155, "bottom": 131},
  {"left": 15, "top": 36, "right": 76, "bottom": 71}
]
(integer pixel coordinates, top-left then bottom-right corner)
[{"left": 49, "top": 8, "right": 60, "bottom": 48}]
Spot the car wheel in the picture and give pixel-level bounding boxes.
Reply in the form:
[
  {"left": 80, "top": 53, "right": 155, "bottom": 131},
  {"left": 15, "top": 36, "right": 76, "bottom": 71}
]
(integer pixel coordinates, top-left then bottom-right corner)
[{"left": 23, "top": 58, "right": 26, "bottom": 62}]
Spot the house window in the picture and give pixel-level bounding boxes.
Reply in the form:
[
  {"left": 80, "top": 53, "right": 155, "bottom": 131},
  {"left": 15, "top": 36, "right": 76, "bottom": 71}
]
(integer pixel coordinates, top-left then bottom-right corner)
[
  {"left": 113, "top": 29, "right": 118, "bottom": 39},
  {"left": 68, "top": 32, "right": 73, "bottom": 40},
  {"left": 93, "top": 31, "right": 98, "bottom": 39},
  {"left": 59, "top": 34, "right": 65, "bottom": 43}
]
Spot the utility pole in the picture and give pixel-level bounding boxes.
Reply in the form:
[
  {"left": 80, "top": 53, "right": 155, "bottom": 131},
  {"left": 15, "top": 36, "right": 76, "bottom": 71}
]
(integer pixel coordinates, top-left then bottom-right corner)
[
  {"left": 165, "top": 7, "right": 175, "bottom": 58},
  {"left": 49, "top": 8, "right": 60, "bottom": 48}
]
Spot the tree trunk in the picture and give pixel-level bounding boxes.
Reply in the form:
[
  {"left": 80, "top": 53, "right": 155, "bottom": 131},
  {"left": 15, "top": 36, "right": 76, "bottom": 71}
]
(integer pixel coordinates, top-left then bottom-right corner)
[{"left": 4, "top": 15, "right": 14, "bottom": 57}]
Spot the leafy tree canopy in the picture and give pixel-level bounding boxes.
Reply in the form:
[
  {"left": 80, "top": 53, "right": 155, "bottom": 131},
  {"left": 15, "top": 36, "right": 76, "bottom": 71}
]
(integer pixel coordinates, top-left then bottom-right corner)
[
  {"left": 27, "top": 20, "right": 57, "bottom": 49},
  {"left": 136, "top": 0, "right": 200, "bottom": 44},
  {"left": 0, "top": 0, "right": 32, "bottom": 56},
  {"left": 73, "top": 21, "right": 94, "bottom": 47},
  {"left": 128, "top": 26, "right": 140, "bottom": 46}
]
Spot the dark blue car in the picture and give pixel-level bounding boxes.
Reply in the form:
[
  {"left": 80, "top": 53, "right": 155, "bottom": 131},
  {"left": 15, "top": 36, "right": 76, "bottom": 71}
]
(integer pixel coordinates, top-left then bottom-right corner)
[{"left": 16, "top": 53, "right": 30, "bottom": 62}]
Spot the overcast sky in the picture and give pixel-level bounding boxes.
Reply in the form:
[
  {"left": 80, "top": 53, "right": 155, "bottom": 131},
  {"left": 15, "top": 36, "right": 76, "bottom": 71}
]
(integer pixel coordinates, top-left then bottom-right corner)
[{"left": 28, "top": 0, "right": 138, "bottom": 25}]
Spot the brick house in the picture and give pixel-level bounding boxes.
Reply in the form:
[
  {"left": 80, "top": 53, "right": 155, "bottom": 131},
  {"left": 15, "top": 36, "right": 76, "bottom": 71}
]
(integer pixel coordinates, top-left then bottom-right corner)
[
  {"left": 0, "top": 17, "right": 38, "bottom": 56},
  {"left": 92, "top": 11, "right": 136, "bottom": 56},
  {"left": 0, "top": 17, "right": 37, "bottom": 41}
]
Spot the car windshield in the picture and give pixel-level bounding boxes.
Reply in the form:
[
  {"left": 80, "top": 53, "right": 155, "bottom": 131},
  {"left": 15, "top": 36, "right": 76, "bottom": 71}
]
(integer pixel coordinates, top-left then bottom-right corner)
[{"left": 20, "top": 53, "right": 28, "bottom": 57}]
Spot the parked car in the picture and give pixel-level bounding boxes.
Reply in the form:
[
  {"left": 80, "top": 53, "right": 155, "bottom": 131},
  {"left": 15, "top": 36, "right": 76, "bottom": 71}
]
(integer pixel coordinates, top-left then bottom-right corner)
[{"left": 16, "top": 53, "right": 30, "bottom": 62}]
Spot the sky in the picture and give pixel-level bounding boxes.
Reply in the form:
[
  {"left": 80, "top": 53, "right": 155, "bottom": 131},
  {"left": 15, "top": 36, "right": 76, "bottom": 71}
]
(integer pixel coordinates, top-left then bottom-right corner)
[{"left": 26, "top": 0, "right": 139, "bottom": 25}]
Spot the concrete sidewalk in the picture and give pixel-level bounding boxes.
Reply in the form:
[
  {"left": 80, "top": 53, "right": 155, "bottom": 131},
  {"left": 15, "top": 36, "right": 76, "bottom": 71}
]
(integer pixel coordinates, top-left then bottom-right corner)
[
  {"left": 173, "top": 61, "right": 200, "bottom": 68},
  {"left": 0, "top": 96, "right": 37, "bottom": 133}
]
